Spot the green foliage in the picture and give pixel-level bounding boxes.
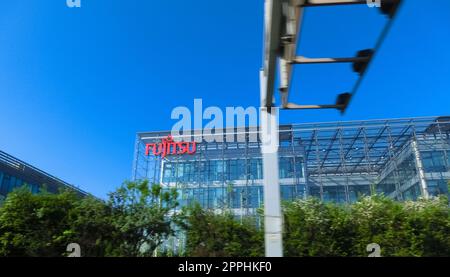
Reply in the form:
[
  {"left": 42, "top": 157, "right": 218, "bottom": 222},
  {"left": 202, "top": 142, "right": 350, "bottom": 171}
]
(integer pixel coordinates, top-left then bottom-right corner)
[
  {"left": 283, "top": 195, "right": 450, "bottom": 257},
  {"left": 182, "top": 204, "right": 264, "bottom": 257},
  {"left": 284, "top": 198, "right": 356, "bottom": 256},
  {"left": 0, "top": 181, "right": 448, "bottom": 257},
  {"left": 0, "top": 181, "right": 179, "bottom": 257},
  {"left": 401, "top": 196, "right": 450, "bottom": 256},
  {"left": 350, "top": 195, "right": 414, "bottom": 256},
  {"left": 106, "top": 180, "right": 179, "bottom": 257},
  {"left": 0, "top": 188, "right": 79, "bottom": 256},
  {"left": 65, "top": 196, "right": 115, "bottom": 257}
]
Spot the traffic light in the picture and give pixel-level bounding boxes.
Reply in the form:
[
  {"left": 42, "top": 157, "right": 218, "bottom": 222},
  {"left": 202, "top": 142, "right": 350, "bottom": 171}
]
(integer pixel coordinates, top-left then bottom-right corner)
[{"left": 353, "top": 49, "right": 374, "bottom": 76}]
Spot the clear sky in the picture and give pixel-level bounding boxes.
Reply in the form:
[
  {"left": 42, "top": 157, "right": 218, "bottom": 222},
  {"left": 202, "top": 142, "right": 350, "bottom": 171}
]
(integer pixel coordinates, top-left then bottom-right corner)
[{"left": 0, "top": 0, "right": 449, "bottom": 198}]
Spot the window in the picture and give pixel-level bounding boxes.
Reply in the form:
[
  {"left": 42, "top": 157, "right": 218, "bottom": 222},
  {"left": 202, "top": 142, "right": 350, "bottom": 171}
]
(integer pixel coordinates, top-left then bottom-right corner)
[
  {"left": 279, "top": 157, "right": 304, "bottom": 179},
  {"left": 308, "top": 185, "right": 321, "bottom": 199},
  {"left": 247, "top": 186, "right": 263, "bottom": 208},
  {"left": 208, "top": 161, "right": 225, "bottom": 182},
  {"left": 295, "top": 158, "right": 304, "bottom": 178},
  {"left": 162, "top": 163, "right": 175, "bottom": 183},
  {"left": 207, "top": 188, "right": 224, "bottom": 209},
  {"left": 421, "top": 151, "right": 446, "bottom": 173},
  {"left": 279, "top": 157, "right": 293, "bottom": 179},
  {"left": 296, "top": 184, "right": 306, "bottom": 199},
  {"left": 249, "top": 159, "right": 263, "bottom": 180},
  {"left": 31, "top": 184, "right": 40, "bottom": 194},
  {"left": 322, "top": 186, "right": 347, "bottom": 203},
  {"left": 402, "top": 183, "right": 421, "bottom": 200},
  {"left": 15, "top": 177, "right": 24, "bottom": 188},
  {"left": 237, "top": 160, "right": 247, "bottom": 180},
  {"left": 184, "top": 162, "right": 194, "bottom": 182},
  {"left": 228, "top": 159, "right": 247, "bottom": 181},
  {"left": 397, "top": 154, "right": 417, "bottom": 185},
  {"left": 0, "top": 172, "right": 8, "bottom": 196},
  {"left": 427, "top": 180, "right": 449, "bottom": 197},
  {"left": 376, "top": 174, "right": 397, "bottom": 195},
  {"left": 230, "top": 188, "right": 242, "bottom": 209},
  {"left": 349, "top": 185, "right": 370, "bottom": 202},
  {"left": 281, "top": 185, "right": 295, "bottom": 201},
  {"left": 193, "top": 188, "right": 207, "bottom": 208},
  {"left": 228, "top": 160, "right": 237, "bottom": 180},
  {"left": 177, "top": 163, "right": 185, "bottom": 182}
]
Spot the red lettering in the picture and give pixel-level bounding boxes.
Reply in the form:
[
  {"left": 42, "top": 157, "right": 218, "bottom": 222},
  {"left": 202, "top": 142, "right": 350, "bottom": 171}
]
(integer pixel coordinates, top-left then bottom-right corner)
[{"left": 145, "top": 136, "right": 197, "bottom": 157}]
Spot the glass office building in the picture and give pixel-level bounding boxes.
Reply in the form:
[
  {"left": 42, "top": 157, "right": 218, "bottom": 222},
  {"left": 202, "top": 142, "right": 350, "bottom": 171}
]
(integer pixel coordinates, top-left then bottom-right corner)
[
  {"left": 0, "top": 150, "right": 88, "bottom": 201},
  {"left": 132, "top": 116, "right": 450, "bottom": 216}
]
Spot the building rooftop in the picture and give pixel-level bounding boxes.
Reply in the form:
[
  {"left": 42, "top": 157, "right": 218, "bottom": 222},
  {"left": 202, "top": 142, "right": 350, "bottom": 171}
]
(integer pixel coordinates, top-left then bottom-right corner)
[{"left": 0, "top": 150, "right": 88, "bottom": 196}]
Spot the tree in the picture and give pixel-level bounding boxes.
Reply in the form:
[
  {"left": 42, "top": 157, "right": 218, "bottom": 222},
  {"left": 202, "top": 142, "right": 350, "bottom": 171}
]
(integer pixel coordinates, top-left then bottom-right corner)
[
  {"left": 350, "top": 195, "right": 414, "bottom": 256},
  {"left": 283, "top": 195, "right": 450, "bottom": 257},
  {"left": 283, "top": 198, "right": 357, "bottom": 257},
  {"left": 65, "top": 196, "right": 114, "bottom": 257},
  {"left": 182, "top": 204, "right": 263, "bottom": 257},
  {"left": 0, "top": 188, "right": 79, "bottom": 257},
  {"left": 402, "top": 196, "right": 450, "bottom": 257},
  {"left": 105, "top": 180, "right": 180, "bottom": 257},
  {"left": 1, "top": 182, "right": 448, "bottom": 257},
  {"left": 0, "top": 180, "right": 180, "bottom": 257}
]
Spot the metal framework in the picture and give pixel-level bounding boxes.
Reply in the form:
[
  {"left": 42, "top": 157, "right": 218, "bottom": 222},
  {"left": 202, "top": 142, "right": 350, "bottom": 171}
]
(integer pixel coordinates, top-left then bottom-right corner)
[
  {"left": 132, "top": 116, "right": 450, "bottom": 254},
  {"left": 133, "top": 116, "right": 450, "bottom": 202}
]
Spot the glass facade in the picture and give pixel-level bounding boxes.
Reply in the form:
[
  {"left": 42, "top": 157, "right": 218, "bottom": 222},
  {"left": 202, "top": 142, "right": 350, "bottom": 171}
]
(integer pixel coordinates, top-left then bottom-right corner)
[
  {"left": 158, "top": 156, "right": 304, "bottom": 211},
  {"left": 133, "top": 116, "right": 450, "bottom": 215},
  {"left": 0, "top": 150, "right": 88, "bottom": 200},
  {"left": 0, "top": 171, "right": 40, "bottom": 198}
]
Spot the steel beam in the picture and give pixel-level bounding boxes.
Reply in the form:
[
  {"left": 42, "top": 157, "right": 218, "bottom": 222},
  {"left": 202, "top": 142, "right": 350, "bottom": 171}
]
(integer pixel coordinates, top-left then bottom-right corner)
[
  {"left": 411, "top": 138, "right": 430, "bottom": 199},
  {"left": 262, "top": 0, "right": 283, "bottom": 108},
  {"left": 292, "top": 56, "right": 370, "bottom": 64},
  {"left": 300, "top": 0, "right": 367, "bottom": 7},
  {"left": 284, "top": 103, "right": 344, "bottom": 110}
]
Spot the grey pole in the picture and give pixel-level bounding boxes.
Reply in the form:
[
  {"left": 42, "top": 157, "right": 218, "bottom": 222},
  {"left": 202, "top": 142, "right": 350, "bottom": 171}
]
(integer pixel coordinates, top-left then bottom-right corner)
[{"left": 260, "top": 70, "right": 283, "bottom": 257}]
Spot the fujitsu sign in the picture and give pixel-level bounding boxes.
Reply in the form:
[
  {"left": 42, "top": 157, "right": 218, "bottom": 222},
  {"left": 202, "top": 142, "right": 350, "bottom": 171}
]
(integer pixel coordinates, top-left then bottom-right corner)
[{"left": 145, "top": 135, "right": 197, "bottom": 158}]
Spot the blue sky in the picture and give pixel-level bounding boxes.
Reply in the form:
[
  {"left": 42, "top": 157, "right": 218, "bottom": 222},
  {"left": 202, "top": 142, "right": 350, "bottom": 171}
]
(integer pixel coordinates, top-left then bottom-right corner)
[{"left": 0, "top": 0, "right": 449, "bottom": 198}]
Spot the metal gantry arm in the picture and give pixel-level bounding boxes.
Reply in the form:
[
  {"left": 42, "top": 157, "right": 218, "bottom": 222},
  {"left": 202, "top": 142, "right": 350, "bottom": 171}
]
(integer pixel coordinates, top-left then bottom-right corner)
[
  {"left": 302, "top": 0, "right": 367, "bottom": 7},
  {"left": 266, "top": 0, "right": 402, "bottom": 113},
  {"left": 261, "top": 0, "right": 283, "bottom": 108},
  {"left": 260, "top": 0, "right": 402, "bottom": 257}
]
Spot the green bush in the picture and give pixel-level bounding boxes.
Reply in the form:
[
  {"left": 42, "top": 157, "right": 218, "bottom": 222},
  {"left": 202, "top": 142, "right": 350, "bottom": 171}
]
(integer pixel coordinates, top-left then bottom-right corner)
[
  {"left": 0, "top": 181, "right": 179, "bottom": 257},
  {"left": 183, "top": 195, "right": 450, "bottom": 257},
  {"left": 0, "top": 183, "right": 448, "bottom": 257},
  {"left": 0, "top": 188, "right": 78, "bottom": 256},
  {"left": 284, "top": 198, "right": 356, "bottom": 256},
  {"left": 283, "top": 195, "right": 450, "bottom": 257},
  {"left": 181, "top": 204, "right": 264, "bottom": 257}
]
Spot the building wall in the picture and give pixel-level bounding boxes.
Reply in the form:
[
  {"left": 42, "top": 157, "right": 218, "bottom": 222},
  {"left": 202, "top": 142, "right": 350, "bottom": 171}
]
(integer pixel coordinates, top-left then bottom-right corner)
[
  {"left": 133, "top": 117, "right": 450, "bottom": 214},
  {"left": 0, "top": 151, "right": 87, "bottom": 199},
  {"left": 0, "top": 170, "right": 40, "bottom": 200}
]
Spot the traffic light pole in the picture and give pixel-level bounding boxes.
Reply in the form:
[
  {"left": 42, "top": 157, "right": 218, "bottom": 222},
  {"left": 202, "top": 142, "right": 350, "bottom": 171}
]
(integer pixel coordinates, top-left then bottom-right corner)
[
  {"left": 260, "top": 70, "right": 283, "bottom": 257},
  {"left": 259, "top": 0, "right": 402, "bottom": 257}
]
